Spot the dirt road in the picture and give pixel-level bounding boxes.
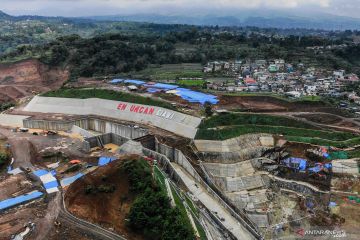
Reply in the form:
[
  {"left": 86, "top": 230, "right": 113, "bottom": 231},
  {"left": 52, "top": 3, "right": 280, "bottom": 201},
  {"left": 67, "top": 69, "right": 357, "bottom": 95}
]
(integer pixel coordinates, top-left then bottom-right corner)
[
  {"left": 60, "top": 193, "right": 126, "bottom": 240},
  {"left": 269, "top": 111, "right": 360, "bottom": 134},
  {"left": 34, "top": 193, "right": 62, "bottom": 240}
]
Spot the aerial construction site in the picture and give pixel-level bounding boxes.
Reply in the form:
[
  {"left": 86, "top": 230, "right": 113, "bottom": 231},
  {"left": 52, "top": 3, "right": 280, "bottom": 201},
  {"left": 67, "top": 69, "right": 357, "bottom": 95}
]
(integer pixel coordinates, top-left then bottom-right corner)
[
  {"left": 3, "top": 3, "right": 360, "bottom": 238},
  {"left": 0, "top": 77, "right": 358, "bottom": 240}
]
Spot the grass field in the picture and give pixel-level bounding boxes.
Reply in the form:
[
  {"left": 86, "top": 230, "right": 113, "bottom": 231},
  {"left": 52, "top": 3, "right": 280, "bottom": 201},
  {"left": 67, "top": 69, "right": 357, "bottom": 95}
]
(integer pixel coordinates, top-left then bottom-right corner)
[
  {"left": 177, "top": 79, "right": 205, "bottom": 87},
  {"left": 42, "top": 88, "right": 177, "bottom": 110},
  {"left": 199, "top": 113, "right": 320, "bottom": 130},
  {"left": 133, "top": 63, "right": 204, "bottom": 80}
]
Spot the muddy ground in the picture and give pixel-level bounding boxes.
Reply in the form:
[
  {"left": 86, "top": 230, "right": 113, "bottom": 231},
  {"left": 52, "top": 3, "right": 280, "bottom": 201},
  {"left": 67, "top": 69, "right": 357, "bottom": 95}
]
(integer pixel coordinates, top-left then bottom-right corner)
[
  {"left": 65, "top": 156, "right": 144, "bottom": 240},
  {"left": 0, "top": 59, "right": 68, "bottom": 103},
  {"left": 47, "top": 220, "right": 101, "bottom": 240},
  {"left": 330, "top": 195, "right": 360, "bottom": 239},
  {"left": 0, "top": 174, "right": 34, "bottom": 199},
  {"left": 277, "top": 142, "right": 332, "bottom": 191},
  {"left": 0, "top": 126, "right": 96, "bottom": 240},
  {"left": 0, "top": 195, "right": 53, "bottom": 240}
]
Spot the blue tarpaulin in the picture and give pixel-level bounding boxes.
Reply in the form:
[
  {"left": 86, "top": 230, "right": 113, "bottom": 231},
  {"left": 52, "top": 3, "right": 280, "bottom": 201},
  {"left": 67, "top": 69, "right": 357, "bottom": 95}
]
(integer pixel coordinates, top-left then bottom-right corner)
[
  {"left": 98, "top": 156, "right": 117, "bottom": 166},
  {"left": 175, "top": 88, "right": 219, "bottom": 104},
  {"left": 110, "top": 79, "right": 146, "bottom": 85},
  {"left": 60, "top": 173, "right": 84, "bottom": 187},
  {"left": 308, "top": 165, "right": 322, "bottom": 173},
  {"left": 324, "top": 163, "right": 332, "bottom": 169},
  {"left": 283, "top": 158, "right": 307, "bottom": 171},
  {"left": 308, "top": 163, "right": 332, "bottom": 173},
  {"left": 145, "top": 83, "right": 178, "bottom": 90},
  {"left": 43, "top": 181, "right": 59, "bottom": 189},
  {"left": 110, "top": 79, "right": 124, "bottom": 84},
  {"left": 147, "top": 88, "right": 162, "bottom": 93},
  {"left": 306, "top": 199, "right": 314, "bottom": 209},
  {"left": 0, "top": 191, "right": 43, "bottom": 211},
  {"left": 110, "top": 79, "right": 218, "bottom": 105},
  {"left": 33, "top": 169, "right": 49, "bottom": 177},
  {"left": 50, "top": 170, "right": 57, "bottom": 176},
  {"left": 124, "top": 80, "right": 146, "bottom": 85}
]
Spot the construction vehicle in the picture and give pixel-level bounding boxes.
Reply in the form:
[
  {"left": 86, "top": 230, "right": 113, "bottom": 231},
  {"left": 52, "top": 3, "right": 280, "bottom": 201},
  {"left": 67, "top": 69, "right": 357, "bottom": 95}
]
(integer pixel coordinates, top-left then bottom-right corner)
[
  {"left": 44, "top": 130, "right": 58, "bottom": 135},
  {"left": 19, "top": 128, "right": 29, "bottom": 133}
]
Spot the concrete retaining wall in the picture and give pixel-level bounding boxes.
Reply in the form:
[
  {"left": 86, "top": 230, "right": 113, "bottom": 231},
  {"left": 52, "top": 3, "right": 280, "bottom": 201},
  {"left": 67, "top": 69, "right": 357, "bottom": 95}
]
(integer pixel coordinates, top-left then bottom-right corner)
[
  {"left": 71, "top": 125, "right": 94, "bottom": 138},
  {"left": 23, "top": 118, "right": 77, "bottom": 131},
  {"left": 212, "top": 175, "right": 265, "bottom": 192},
  {"left": 226, "top": 189, "right": 268, "bottom": 210},
  {"left": 198, "top": 146, "right": 271, "bottom": 163},
  {"left": 194, "top": 134, "right": 273, "bottom": 153},
  {"left": 24, "top": 117, "right": 148, "bottom": 139},
  {"left": 269, "top": 175, "right": 329, "bottom": 196},
  {"left": 24, "top": 96, "right": 201, "bottom": 138},
  {"left": 82, "top": 133, "right": 129, "bottom": 151},
  {"left": 203, "top": 161, "right": 255, "bottom": 177},
  {"left": 155, "top": 140, "right": 175, "bottom": 160},
  {"left": 152, "top": 140, "right": 262, "bottom": 239}
]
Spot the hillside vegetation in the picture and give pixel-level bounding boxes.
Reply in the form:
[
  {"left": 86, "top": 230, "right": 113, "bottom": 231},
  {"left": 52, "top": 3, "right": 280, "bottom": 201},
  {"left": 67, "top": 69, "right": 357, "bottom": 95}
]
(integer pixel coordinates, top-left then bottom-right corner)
[
  {"left": 42, "top": 88, "right": 177, "bottom": 110},
  {"left": 124, "top": 159, "right": 194, "bottom": 240},
  {"left": 198, "top": 113, "right": 320, "bottom": 129},
  {"left": 2, "top": 27, "right": 360, "bottom": 80},
  {"left": 196, "top": 113, "right": 360, "bottom": 147}
]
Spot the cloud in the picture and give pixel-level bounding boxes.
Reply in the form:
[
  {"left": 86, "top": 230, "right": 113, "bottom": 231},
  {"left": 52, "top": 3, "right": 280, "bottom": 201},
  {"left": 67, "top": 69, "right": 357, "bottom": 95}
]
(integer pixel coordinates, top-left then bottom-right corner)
[{"left": 1, "top": 0, "right": 358, "bottom": 18}]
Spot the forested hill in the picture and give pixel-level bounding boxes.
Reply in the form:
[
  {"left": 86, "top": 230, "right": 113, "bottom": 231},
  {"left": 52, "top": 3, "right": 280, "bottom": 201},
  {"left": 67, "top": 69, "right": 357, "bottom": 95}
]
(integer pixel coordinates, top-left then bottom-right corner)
[
  {"left": 1, "top": 29, "right": 360, "bottom": 81},
  {"left": 0, "top": 10, "right": 199, "bottom": 55}
]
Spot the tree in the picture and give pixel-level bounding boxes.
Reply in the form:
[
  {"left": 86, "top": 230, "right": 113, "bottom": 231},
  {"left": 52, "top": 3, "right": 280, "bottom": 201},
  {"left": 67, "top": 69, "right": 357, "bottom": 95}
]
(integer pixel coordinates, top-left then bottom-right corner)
[
  {"left": 204, "top": 101, "right": 213, "bottom": 117},
  {"left": 0, "top": 152, "right": 9, "bottom": 169}
]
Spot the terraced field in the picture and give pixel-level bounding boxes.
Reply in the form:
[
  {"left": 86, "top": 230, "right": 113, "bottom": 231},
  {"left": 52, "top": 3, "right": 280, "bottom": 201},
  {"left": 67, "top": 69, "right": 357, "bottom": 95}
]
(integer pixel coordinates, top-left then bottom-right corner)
[{"left": 196, "top": 113, "right": 360, "bottom": 147}]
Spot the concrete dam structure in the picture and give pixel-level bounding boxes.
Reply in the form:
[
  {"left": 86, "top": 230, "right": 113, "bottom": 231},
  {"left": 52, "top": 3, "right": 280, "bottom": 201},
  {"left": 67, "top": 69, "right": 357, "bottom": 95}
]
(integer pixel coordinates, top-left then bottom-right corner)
[
  {"left": 23, "top": 96, "right": 202, "bottom": 139},
  {"left": 196, "top": 134, "right": 276, "bottom": 229},
  {"left": 195, "top": 134, "right": 274, "bottom": 163}
]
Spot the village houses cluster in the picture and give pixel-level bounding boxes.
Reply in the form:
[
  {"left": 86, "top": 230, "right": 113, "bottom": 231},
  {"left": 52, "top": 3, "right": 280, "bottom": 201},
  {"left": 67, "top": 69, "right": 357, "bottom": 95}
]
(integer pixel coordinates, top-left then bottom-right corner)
[{"left": 204, "top": 59, "right": 360, "bottom": 100}]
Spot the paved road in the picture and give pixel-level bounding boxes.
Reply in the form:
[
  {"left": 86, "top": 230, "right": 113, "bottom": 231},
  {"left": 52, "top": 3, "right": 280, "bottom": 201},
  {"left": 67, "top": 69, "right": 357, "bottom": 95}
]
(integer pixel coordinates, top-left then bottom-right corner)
[{"left": 60, "top": 193, "right": 126, "bottom": 240}]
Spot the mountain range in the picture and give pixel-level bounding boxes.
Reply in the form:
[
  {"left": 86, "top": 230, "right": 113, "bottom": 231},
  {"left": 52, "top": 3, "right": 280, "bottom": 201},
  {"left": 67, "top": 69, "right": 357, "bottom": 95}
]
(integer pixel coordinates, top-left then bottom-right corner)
[{"left": 1, "top": 10, "right": 360, "bottom": 30}]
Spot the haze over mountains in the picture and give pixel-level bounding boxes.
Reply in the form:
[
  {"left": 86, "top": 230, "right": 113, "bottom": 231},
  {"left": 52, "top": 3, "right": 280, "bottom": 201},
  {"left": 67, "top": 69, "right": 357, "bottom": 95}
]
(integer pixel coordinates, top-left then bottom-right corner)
[
  {"left": 88, "top": 11, "right": 360, "bottom": 30},
  {"left": 1, "top": 9, "right": 360, "bottom": 30}
]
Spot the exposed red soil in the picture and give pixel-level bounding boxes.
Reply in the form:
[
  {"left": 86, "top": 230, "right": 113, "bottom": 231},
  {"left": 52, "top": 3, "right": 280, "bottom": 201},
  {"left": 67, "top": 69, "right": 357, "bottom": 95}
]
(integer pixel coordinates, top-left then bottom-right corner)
[
  {"left": 0, "top": 174, "right": 33, "bottom": 199},
  {"left": 65, "top": 156, "right": 144, "bottom": 240},
  {"left": 0, "top": 59, "right": 68, "bottom": 103},
  {"left": 0, "top": 199, "right": 49, "bottom": 240},
  {"left": 327, "top": 195, "right": 360, "bottom": 239},
  {"left": 283, "top": 141, "right": 316, "bottom": 160}
]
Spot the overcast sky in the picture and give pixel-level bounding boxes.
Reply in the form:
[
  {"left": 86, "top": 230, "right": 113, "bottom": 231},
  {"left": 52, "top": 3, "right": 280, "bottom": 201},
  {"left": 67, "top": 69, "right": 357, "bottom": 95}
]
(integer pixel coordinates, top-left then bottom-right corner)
[{"left": 1, "top": 0, "right": 360, "bottom": 18}]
